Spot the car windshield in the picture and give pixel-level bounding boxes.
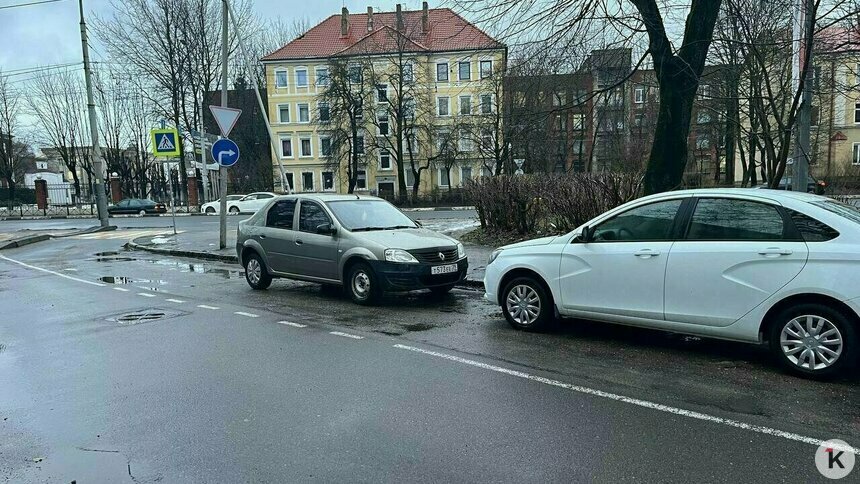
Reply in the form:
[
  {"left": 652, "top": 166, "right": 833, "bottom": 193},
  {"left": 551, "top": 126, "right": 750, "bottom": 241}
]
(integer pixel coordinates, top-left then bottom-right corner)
[
  {"left": 325, "top": 200, "right": 417, "bottom": 231},
  {"left": 812, "top": 200, "right": 860, "bottom": 225}
]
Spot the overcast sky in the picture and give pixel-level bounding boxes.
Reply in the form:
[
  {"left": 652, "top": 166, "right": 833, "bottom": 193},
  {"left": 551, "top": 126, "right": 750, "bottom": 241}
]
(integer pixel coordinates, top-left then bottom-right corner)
[{"left": 0, "top": 0, "right": 433, "bottom": 74}]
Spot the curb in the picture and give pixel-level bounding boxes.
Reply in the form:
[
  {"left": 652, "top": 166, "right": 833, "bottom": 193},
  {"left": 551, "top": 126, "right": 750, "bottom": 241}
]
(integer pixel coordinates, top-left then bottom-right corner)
[
  {"left": 0, "top": 225, "right": 116, "bottom": 250},
  {"left": 0, "top": 213, "right": 205, "bottom": 221},
  {"left": 125, "top": 237, "right": 486, "bottom": 290},
  {"left": 401, "top": 206, "right": 475, "bottom": 212}
]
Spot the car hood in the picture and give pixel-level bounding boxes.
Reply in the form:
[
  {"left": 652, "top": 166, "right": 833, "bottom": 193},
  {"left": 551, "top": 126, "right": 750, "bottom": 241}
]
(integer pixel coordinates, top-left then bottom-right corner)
[
  {"left": 501, "top": 235, "right": 558, "bottom": 250},
  {"left": 352, "top": 228, "right": 457, "bottom": 251}
]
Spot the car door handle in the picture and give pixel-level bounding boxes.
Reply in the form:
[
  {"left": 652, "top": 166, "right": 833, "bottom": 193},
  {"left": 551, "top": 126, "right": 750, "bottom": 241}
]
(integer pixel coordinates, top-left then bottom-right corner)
[
  {"left": 295, "top": 239, "right": 303, "bottom": 245},
  {"left": 758, "top": 247, "right": 792, "bottom": 256},
  {"left": 258, "top": 234, "right": 265, "bottom": 239},
  {"left": 634, "top": 249, "right": 660, "bottom": 258}
]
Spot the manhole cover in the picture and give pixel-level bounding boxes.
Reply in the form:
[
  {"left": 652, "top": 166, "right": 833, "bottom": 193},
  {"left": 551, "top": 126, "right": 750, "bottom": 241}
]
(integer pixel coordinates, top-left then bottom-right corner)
[{"left": 106, "top": 308, "right": 182, "bottom": 325}]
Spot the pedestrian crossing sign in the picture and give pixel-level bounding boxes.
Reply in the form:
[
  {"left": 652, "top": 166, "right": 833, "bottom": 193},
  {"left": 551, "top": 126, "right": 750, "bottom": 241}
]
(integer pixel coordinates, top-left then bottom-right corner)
[{"left": 150, "top": 128, "right": 181, "bottom": 157}]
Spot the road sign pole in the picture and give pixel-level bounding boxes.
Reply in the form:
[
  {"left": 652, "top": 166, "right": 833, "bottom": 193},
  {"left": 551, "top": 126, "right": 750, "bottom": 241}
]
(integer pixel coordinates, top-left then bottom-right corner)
[
  {"left": 219, "top": 0, "right": 228, "bottom": 250},
  {"left": 198, "top": 98, "right": 209, "bottom": 204},
  {"left": 167, "top": 158, "right": 177, "bottom": 235}
]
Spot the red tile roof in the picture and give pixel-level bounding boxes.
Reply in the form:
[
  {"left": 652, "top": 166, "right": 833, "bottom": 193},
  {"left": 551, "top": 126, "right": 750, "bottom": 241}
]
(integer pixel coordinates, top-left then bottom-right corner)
[{"left": 261, "top": 8, "right": 503, "bottom": 62}]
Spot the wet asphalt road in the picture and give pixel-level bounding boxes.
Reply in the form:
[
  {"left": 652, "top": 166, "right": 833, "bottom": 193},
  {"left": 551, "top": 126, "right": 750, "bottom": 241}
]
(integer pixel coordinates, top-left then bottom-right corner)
[{"left": 0, "top": 229, "right": 858, "bottom": 482}]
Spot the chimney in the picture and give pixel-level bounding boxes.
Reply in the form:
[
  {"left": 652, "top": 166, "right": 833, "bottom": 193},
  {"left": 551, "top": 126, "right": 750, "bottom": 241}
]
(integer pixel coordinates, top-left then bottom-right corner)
[
  {"left": 396, "top": 4, "right": 404, "bottom": 31},
  {"left": 340, "top": 7, "right": 349, "bottom": 37},
  {"left": 422, "top": 2, "right": 429, "bottom": 33},
  {"left": 367, "top": 6, "right": 373, "bottom": 32}
]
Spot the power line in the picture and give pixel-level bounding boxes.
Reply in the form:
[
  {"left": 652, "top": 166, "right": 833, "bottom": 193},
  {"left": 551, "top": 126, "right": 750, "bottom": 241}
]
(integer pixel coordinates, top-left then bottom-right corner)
[{"left": 0, "top": 0, "right": 65, "bottom": 10}]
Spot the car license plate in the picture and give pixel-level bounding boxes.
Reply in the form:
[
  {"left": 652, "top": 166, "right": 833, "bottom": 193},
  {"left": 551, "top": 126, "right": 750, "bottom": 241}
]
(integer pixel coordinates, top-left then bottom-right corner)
[{"left": 431, "top": 264, "right": 458, "bottom": 275}]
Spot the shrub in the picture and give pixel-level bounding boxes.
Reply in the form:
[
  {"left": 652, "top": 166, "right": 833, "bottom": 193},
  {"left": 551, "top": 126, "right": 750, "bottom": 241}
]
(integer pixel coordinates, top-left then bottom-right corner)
[{"left": 466, "top": 173, "right": 642, "bottom": 235}]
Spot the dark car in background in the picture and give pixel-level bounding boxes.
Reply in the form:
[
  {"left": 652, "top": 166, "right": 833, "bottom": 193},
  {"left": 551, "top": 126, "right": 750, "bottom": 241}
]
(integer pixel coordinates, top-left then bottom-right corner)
[{"left": 107, "top": 198, "right": 167, "bottom": 216}]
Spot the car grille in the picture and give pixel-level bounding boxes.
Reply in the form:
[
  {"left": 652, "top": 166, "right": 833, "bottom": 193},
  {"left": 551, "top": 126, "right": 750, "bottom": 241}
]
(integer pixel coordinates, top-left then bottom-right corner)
[
  {"left": 409, "top": 247, "right": 458, "bottom": 264},
  {"left": 420, "top": 272, "right": 461, "bottom": 286}
]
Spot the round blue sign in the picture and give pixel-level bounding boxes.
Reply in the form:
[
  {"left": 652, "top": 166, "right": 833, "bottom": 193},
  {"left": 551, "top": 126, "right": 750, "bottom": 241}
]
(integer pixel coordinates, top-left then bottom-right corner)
[{"left": 212, "top": 138, "right": 240, "bottom": 167}]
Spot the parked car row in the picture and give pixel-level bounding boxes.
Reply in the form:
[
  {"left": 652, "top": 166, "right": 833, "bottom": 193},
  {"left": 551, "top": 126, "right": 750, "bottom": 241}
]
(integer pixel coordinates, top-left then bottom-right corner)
[
  {"left": 107, "top": 198, "right": 166, "bottom": 215},
  {"left": 202, "top": 192, "right": 277, "bottom": 215}
]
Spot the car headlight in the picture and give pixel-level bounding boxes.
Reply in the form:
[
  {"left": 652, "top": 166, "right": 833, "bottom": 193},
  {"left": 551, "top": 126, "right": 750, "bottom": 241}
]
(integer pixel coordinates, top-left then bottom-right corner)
[
  {"left": 488, "top": 248, "right": 502, "bottom": 265},
  {"left": 384, "top": 248, "right": 419, "bottom": 263},
  {"left": 457, "top": 242, "right": 466, "bottom": 259}
]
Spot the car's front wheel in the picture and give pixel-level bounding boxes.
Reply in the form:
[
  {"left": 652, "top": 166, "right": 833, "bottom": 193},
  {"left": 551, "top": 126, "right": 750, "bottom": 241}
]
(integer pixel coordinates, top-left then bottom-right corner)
[
  {"left": 501, "top": 277, "right": 553, "bottom": 331},
  {"left": 347, "top": 262, "right": 380, "bottom": 305},
  {"left": 138, "top": 209, "right": 147, "bottom": 216},
  {"left": 244, "top": 252, "right": 272, "bottom": 290},
  {"left": 769, "top": 303, "right": 857, "bottom": 379},
  {"left": 205, "top": 207, "right": 215, "bottom": 214},
  {"left": 229, "top": 206, "right": 240, "bottom": 214}
]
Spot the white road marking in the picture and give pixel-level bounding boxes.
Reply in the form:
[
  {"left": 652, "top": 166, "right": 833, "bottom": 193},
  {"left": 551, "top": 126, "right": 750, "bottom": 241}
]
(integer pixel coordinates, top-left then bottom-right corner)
[
  {"left": 393, "top": 344, "right": 859, "bottom": 455},
  {"left": 165, "top": 298, "right": 185, "bottom": 303},
  {"left": 0, "top": 254, "right": 105, "bottom": 287},
  {"left": 137, "top": 292, "right": 156, "bottom": 298},
  {"left": 75, "top": 229, "right": 183, "bottom": 240},
  {"left": 234, "top": 311, "right": 259, "bottom": 318},
  {"left": 197, "top": 304, "right": 219, "bottom": 310},
  {"left": 329, "top": 331, "right": 363, "bottom": 340},
  {"left": 112, "top": 287, "right": 130, "bottom": 292},
  {"left": 277, "top": 321, "right": 307, "bottom": 328},
  {"left": 63, "top": 268, "right": 78, "bottom": 272}
]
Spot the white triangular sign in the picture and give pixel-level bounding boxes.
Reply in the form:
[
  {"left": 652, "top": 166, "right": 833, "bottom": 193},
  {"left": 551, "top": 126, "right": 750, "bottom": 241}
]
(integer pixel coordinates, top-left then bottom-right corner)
[
  {"left": 157, "top": 134, "right": 175, "bottom": 150},
  {"left": 209, "top": 105, "right": 242, "bottom": 137}
]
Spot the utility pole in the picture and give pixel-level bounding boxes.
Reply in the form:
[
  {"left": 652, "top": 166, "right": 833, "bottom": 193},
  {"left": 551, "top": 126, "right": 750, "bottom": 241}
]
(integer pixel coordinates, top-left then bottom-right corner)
[
  {"left": 792, "top": 0, "right": 813, "bottom": 192},
  {"left": 198, "top": 95, "right": 209, "bottom": 203},
  {"left": 218, "top": 0, "right": 228, "bottom": 249},
  {"left": 79, "top": 0, "right": 108, "bottom": 227}
]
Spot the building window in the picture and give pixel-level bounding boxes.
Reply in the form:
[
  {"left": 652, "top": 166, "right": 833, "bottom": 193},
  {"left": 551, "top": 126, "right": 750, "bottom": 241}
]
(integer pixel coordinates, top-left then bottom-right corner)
[
  {"left": 480, "top": 60, "right": 493, "bottom": 79},
  {"left": 403, "top": 61, "right": 414, "bottom": 83},
  {"left": 555, "top": 114, "right": 566, "bottom": 131},
  {"left": 634, "top": 86, "right": 646, "bottom": 104},
  {"left": 634, "top": 113, "right": 644, "bottom": 126},
  {"left": 285, "top": 173, "right": 294, "bottom": 191},
  {"left": 406, "top": 132, "right": 419, "bottom": 154},
  {"left": 354, "top": 135, "right": 364, "bottom": 154},
  {"left": 348, "top": 64, "right": 362, "bottom": 84},
  {"left": 354, "top": 99, "right": 363, "bottom": 120},
  {"left": 300, "top": 137, "right": 312, "bottom": 157},
  {"left": 855, "top": 102, "right": 860, "bottom": 123},
  {"left": 697, "top": 111, "right": 712, "bottom": 124},
  {"left": 459, "top": 129, "right": 473, "bottom": 151},
  {"left": 377, "top": 84, "right": 388, "bottom": 103},
  {"left": 301, "top": 172, "right": 314, "bottom": 191},
  {"left": 435, "top": 130, "right": 450, "bottom": 153},
  {"left": 295, "top": 67, "right": 308, "bottom": 87},
  {"left": 315, "top": 67, "right": 329, "bottom": 87},
  {"left": 459, "top": 95, "right": 471, "bottom": 115},
  {"left": 698, "top": 84, "right": 710, "bottom": 100},
  {"left": 572, "top": 113, "right": 584, "bottom": 130},
  {"left": 436, "top": 62, "right": 448, "bottom": 81},
  {"left": 460, "top": 166, "right": 473, "bottom": 185},
  {"left": 403, "top": 97, "right": 415, "bottom": 122},
  {"left": 480, "top": 129, "right": 493, "bottom": 151},
  {"left": 696, "top": 133, "right": 710, "bottom": 150},
  {"left": 320, "top": 137, "right": 331, "bottom": 157},
  {"left": 318, "top": 102, "right": 330, "bottom": 123},
  {"left": 322, "top": 171, "right": 334, "bottom": 191},
  {"left": 298, "top": 103, "right": 310, "bottom": 123},
  {"left": 280, "top": 137, "right": 293, "bottom": 158},
  {"left": 458, "top": 60, "right": 471, "bottom": 81},
  {"left": 379, "top": 149, "right": 392, "bottom": 170},
  {"left": 438, "top": 168, "right": 450, "bottom": 187},
  {"left": 377, "top": 111, "right": 389, "bottom": 135},
  {"left": 553, "top": 92, "right": 566, "bottom": 107},
  {"left": 278, "top": 104, "right": 290, "bottom": 123},
  {"left": 356, "top": 169, "right": 366, "bottom": 189},
  {"left": 437, "top": 96, "right": 450, "bottom": 116},
  {"left": 480, "top": 94, "right": 493, "bottom": 114},
  {"left": 854, "top": 143, "right": 860, "bottom": 165},
  {"left": 274, "top": 69, "right": 288, "bottom": 88}
]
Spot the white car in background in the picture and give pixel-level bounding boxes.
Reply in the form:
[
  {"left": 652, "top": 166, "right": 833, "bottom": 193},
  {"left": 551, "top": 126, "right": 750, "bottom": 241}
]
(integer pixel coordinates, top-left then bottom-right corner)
[
  {"left": 484, "top": 189, "right": 860, "bottom": 379},
  {"left": 201, "top": 195, "right": 245, "bottom": 215},
  {"left": 226, "top": 192, "right": 277, "bottom": 214}
]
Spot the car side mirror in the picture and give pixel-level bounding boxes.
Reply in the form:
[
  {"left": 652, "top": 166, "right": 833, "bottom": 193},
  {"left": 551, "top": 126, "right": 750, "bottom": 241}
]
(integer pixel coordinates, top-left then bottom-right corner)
[
  {"left": 316, "top": 223, "right": 336, "bottom": 236},
  {"left": 574, "top": 225, "right": 593, "bottom": 243}
]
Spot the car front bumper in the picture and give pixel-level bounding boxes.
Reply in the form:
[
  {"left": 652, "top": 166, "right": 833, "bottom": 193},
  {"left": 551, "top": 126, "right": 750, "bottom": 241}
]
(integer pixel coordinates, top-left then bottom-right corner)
[{"left": 369, "top": 257, "right": 468, "bottom": 291}]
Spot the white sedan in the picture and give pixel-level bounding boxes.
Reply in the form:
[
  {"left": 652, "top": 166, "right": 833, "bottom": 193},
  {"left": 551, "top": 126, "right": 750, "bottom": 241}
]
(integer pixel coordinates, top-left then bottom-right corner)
[
  {"left": 201, "top": 195, "right": 245, "bottom": 215},
  {"left": 484, "top": 188, "right": 860, "bottom": 379},
  {"left": 226, "top": 192, "right": 277, "bottom": 214}
]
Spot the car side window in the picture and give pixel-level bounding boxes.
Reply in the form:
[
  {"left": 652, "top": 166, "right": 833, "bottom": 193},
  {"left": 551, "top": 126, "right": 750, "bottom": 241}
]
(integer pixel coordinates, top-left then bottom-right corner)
[
  {"left": 266, "top": 200, "right": 296, "bottom": 229},
  {"left": 242, "top": 195, "right": 257, "bottom": 201},
  {"left": 298, "top": 201, "right": 332, "bottom": 233},
  {"left": 686, "top": 198, "right": 785, "bottom": 241},
  {"left": 257, "top": 194, "right": 274, "bottom": 199},
  {"left": 591, "top": 199, "right": 683, "bottom": 242},
  {"left": 129, "top": 199, "right": 141, "bottom": 207},
  {"left": 787, "top": 209, "right": 839, "bottom": 242}
]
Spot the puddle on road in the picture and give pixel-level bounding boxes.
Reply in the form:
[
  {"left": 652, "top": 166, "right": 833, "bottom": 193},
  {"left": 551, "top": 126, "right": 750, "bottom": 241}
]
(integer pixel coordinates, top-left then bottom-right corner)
[
  {"left": 98, "top": 276, "right": 168, "bottom": 285},
  {"left": 146, "top": 259, "right": 244, "bottom": 279}
]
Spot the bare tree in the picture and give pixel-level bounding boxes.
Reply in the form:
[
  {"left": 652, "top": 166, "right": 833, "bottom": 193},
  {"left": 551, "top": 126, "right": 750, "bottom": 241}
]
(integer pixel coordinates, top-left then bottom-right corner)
[{"left": 0, "top": 71, "right": 29, "bottom": 205}]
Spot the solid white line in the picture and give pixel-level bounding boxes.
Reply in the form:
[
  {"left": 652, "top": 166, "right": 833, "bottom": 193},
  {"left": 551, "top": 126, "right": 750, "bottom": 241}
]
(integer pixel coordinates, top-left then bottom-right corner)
[
  {"left": 112, "top": 287, "right": 130, "bottom": 292},
  {"left": 165, "top": 298, "right": 185, "bottom": 303},
  {"left": 0, "top": 254, "right": 105, "bottom": 287},
  {"left": 137, "top": 292, "right": 156, "bottom": 298},
  {"left": 197, "top": 304, "right": 219, "bottom": 310},
  {"left": 392, "top": 344, "right": 859, "bottom": 455},
  {"left": 329, "top": 331, "right": 363, "bottom": 340},
  {"left": 277, "top": 321, "right": 307, "bottom": 328},
  {"left": 234, "top": 311, "right": 259, "bottom": 318}
]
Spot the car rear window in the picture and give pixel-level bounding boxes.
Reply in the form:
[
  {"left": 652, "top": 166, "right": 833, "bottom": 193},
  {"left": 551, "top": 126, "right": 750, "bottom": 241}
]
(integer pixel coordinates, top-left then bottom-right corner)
[{"left": 787, "top": 210, "right": 839, "bottom": 242}]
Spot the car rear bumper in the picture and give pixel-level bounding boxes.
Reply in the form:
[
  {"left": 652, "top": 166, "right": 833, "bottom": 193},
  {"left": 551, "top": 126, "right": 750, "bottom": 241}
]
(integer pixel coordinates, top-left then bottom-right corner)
[{"left": 369, "top": 257, "right": 468, "bottom": 291}]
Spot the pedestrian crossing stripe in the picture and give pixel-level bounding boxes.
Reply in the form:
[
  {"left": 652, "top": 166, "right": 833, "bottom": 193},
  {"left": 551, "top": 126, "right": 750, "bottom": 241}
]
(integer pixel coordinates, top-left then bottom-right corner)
[{"left": 73, "top": 229, "right": 183, "bottom": 240}]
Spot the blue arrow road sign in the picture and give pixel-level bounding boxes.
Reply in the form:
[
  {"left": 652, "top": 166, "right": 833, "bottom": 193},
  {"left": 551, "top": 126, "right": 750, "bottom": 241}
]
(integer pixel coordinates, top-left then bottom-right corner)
[{"left": 212, "top": 138, "right": 240, "bottom": 167}]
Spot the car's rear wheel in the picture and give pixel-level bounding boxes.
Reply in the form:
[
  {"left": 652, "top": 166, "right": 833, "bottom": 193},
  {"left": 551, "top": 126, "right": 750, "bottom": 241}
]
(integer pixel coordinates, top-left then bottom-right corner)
[
  {"left": 205, "top": 207, "right": 215, "bottom": 214},
  {"left": 347, "top": 262, "right": 380, "bottom": 305},
  {"left": 244, "top": 252, "right": 272, "bottom": 290},
  {"left": 229, "top": 206, "right": 240, "bottom": 214},
  {"left": 769, "top": 303, "right": 857, "bottom": 379},
  {"left": 138, "top": 209, "right": 146, "bottom": 216},
  {"left": 501, "top": 277, "right": 553, "bottom": 331}
]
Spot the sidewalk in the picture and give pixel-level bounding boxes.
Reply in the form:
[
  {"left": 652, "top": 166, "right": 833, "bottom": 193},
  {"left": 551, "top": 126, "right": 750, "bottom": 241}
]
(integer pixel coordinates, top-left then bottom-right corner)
[
  {"left": 127, "top": 227, "right": 493, "bottom": 284},
  {"left": 0, "top": 225, "right": 115, "bottom": 250}
]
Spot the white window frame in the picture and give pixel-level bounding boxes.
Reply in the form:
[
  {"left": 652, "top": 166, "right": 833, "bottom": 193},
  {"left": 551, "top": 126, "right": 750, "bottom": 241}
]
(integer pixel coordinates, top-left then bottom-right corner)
[
  {"left": 295, "top": 66, "right": 308, "bottom": 88},
  {"left": 634, "top": 86, "right": 646, "bottom": 104},
  {"left": 297, "top": 103, "right": 310, "bottom": 123},
  {"left": 459, "top": 165, "right": 473, "bottom": 186},
  {"left": 285, "top": 172, "right": 295, "bottom": 191},
  {"left": 458, "top": 60, "right": 471, "bottom": 81},
  {"left": 301, "top": 171, "right": 315, "bottom": 192},
  {"left": 458, "top": 95, "right": 472, "bottom": 116},
  {"left": 853, "top": 142, "right": 860, "bottom": 165},
  {"left": 354, "top": 135, "right": 365, "bottom": 155},
  {"left": 279, "top": 135, "right": 293, "bottom": 159},
  {"left": 377, "top": 84, "right": 388, "bottom": 103},
  {"left": 437, "top": 167, "right": 450, "bottom": 188},
  {"left": 377, "top": 110, "right": 389, "bottom": 136},
  {"left": 379, "top": 149, "right": 392, "bottom": 170},
  {"left": 299, "top": 136, "right": 313, "bottom": 158},
  {"left": 319, "top": 136, "right": 331, "bottom": 157},
  {"left": 572, "top": 113, "right": 585, "bottom": 130},
  {"left": 406, "top": 132, "right": 419, "bottom": 155},
  {"left": 459, "top": 129, "right": 473, "bottom": 152},
  {"left": 277, "top": 103, "right": 290, "bottom": 123},
  {"left": 356, "top": 169, "right": 367, "bottom": 190},
  {"left": 436, "top": 60, "right": 449, "bottom": 82},
  {"left": 437, "top": 96, "right": 450, "bottom": 116},
  {"left": 274, "top": 68, "right": 289, "bottom": 89},
  {"left": 479, "top": 59, "right": 493, "bottom": 79},
  {"left": 480, "top": 128, "right": 493, "bottom": 151},
  {"left": 315, "top": 66, "right": 330, "bottom": 87},
  {"left": 321, "top": 171, "right": 335, "bottom": 192},
  {"left": 480, "top": 93, "right": 493, "bottom": 114},
  {"left": 317, "top": 101, "right": 330, "bottom": 123},
  {"left": 855, "top": 102, "right": 860, "bottom": 124},
  {"left": 698, "top": 84, "right": 710, "bottom": 100}
]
